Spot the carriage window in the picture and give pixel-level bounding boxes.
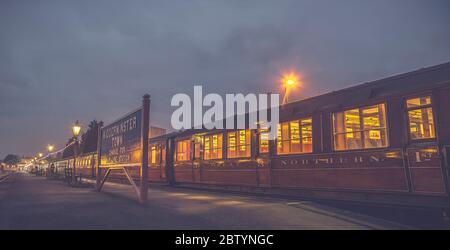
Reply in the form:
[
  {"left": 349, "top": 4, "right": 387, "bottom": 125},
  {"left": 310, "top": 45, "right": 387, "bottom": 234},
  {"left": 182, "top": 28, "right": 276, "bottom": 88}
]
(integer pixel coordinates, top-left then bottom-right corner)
[
  {"left": 259, "top": 129, "right": 270, "bottom": 154},
  {"left": 407, "top": 96, "right": 435, "bottom": 140},
  {"left": 204, "top": 133, "right": 223, "bottom": 160},
  {"left": 227, "top": 130, "right": 251, "bottom": 158},
  {"left": 193, "top": 136, "right": 203, "bottom": 160},
  {"left": 176, "top": 140, "right": 191, "bottom": 161},
  {"left": 150, "top": 145, "right": 157, "bottom": 164},
  {"left": 277, "top": 118, "right": 313, "bottom": 155},
  {"left": 333, "top": 104, "right": 388, "bottom": 150}
]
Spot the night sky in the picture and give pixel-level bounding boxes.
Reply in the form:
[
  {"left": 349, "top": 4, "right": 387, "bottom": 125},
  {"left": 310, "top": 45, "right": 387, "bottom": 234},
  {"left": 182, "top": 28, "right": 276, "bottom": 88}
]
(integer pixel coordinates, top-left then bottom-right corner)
[{"left": 1, "top": 0, "right": 450, "bottom": 158}]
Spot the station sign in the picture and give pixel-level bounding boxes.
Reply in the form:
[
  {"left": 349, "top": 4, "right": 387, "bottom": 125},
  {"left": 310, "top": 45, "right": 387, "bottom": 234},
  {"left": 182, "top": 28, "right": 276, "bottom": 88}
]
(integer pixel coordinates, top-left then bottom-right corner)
[{"left": 100, "top": 109, "right": 142, "bottom": 166}]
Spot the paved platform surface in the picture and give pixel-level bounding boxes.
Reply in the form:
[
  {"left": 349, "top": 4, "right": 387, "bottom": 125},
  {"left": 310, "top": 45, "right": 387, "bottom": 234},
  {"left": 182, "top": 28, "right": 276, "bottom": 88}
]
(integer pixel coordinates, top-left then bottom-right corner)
[
  {"left": 0, "top": 173, "right": 410, "bottom": 230},
  {"left": 0, "top": 172, "right": 9, "bottom": 180}
]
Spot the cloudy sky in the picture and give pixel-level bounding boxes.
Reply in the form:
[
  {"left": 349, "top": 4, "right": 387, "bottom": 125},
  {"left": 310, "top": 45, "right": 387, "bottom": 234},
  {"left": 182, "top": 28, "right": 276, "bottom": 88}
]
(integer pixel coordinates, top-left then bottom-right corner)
[{"left": 1, "top": 0, "right": 449, "bottom": 158}]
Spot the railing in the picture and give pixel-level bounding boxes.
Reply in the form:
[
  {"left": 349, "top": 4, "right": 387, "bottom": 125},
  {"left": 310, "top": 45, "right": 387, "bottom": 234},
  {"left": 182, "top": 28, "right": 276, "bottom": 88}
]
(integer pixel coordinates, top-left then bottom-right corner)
[{"left": 62, "top": 168, "right": 83, "bottom": 186}]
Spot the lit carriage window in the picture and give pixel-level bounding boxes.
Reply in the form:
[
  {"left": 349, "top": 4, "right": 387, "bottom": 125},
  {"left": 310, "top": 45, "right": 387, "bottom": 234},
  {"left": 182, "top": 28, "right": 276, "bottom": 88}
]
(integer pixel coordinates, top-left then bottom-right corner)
[
  {"left": 301, "top": 119, "right": 313, "bottom": 152},
  {"left": 259, "top": 129, "right": 270, "bottom": 154},
  {"left": 176, "top": 140, "right": 191, "bottom": 161},
  {"left": 227, "top": 132, "right": 236, "bottom": 158},
  {"left": 150, "top": 145, "right": 157, "bottom": 164},
  {"left": 277, "top": 118, "right": 313, "bottom": 155},
  {"left": 406, "top": 96, "right": 435, "bottom": 140},
  {"left": 204, "top": 133, "right": 223, "bottom": 160},
  {"left": 227, "top": 130, "right": 251, "bottom": 158},
  {"left": 193, "top": 136, "right": 203, "bottom": 160},
  {"left": 333, "top": 103, "right": 388, "bottom": 151}
]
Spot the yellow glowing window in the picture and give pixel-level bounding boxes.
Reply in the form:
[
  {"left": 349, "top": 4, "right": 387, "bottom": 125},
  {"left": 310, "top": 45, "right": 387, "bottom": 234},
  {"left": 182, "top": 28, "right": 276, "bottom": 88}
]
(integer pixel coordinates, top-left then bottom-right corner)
[
  {"left": 277, "top": 118, "right": 312, "bottom": 155},
  {"left": 204, "top": 133, "right": 223, "bottom": 160},
  {"left": 227, "top": 130, "right": 251, "bottom": 158},
  {"left": 176, "top": 140, "right": 191, "bottom": 162},
  {"left": 193, "top": 136, "right": 203, "bottom": 160},
  {"left": 204, "top": 137, "right": 210, "bottom": 158},
  {"left": 407, "top": 96, "right": 431, "bottom": 108},
  {"left": 333, "top": 104, "right": 388, "bottom": 151},
  {"left": 369, "top": 130, "right": 381, "bottom": 140},
  {"left": 151, "top": 145, "right": 157, "bottom": 164},
  {"left": 227, "top": 133, "right": 237, "bottom": 158},
  {"left": 259, "top": 129, "right": 270, "bottom": 154},
  {"left": 406, "top": 96, "right": 435, "bottom": 140},
  {"left": 290, "top": 121, "right": 300, "bottom": 142}
]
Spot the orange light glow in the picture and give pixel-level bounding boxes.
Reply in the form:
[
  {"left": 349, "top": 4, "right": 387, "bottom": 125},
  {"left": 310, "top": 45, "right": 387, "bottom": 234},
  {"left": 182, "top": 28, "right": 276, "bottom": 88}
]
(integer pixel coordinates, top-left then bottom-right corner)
[
  {"left": 72, "top": 121, "right": 82, "bottom": 137},
  {"left": 281, "top": 72, "right": 300, "bottom": 88},
  {"left": 280, "top": 71, "right": 302, "bottom": 104}
]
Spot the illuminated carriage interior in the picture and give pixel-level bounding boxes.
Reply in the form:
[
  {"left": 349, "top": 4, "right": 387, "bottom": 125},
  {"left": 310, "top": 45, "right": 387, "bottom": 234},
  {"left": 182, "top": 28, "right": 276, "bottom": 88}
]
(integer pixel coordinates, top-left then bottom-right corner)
[{"left": 51, "top": 62, "right": 450, "bottom": 208}]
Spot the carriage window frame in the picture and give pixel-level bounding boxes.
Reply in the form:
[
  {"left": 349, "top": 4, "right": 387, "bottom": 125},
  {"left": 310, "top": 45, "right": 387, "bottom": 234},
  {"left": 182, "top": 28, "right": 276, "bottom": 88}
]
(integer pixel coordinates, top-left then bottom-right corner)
[
  {"left": 259, "top": 128, "right": 270, "bottom": 154},
  {"left": 150, "top": 143, "right": 165, "bottom": 166},
  {"left": 332, "top": 103, "right": 389, "bottom": 151},
  {"left": 193, "top": 135, "right": 203, "bottom": 160},
  {"left": 406, "top": 95, "right": 436, "bottom": 141},
  {"left": 203, "top": 133, "right": 223, "bottom": 160},
  {"left": 276, "top": 118, "right": 313, "bottom": 155},
  {"left": 175, "top": 139, "right": 191, "bottom": 162},
  {"left": 150, "top": 144, "right": 158, "bottom": 165},
  {"left": 227, "top": 130, "right": 252, "bottom": 159}
]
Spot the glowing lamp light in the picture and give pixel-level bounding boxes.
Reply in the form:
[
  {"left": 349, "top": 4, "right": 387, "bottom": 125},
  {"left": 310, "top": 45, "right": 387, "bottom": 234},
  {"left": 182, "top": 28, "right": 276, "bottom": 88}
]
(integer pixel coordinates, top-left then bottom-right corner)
[
  {"left": 281, "top": 73, "right": 299, "bottom": 87},
  {"left": 280, "top": 71, "right": 301, "bottom": 104},
  {"left": 72, "top": 120, "right": 82, "bottom": 138},
  {"left": 48, "top": 144, "right": 54, "bottom": 152},
  {"left": 38, "top": 153, "right": 43, "bottom": 158}
]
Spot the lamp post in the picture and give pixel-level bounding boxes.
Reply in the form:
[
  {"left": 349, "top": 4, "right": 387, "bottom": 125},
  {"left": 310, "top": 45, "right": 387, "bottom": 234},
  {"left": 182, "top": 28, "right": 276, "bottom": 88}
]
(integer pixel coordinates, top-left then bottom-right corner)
[
  {"left": 72, "top": 120, "right": 82, "bottom": 184},
  {"left": 47, "top": 144, "right": 54, "bottom": 177},
  {"left": 281, "top": 73, "right": 299, "bottom": 105},
  {"left": 37, "top": 153, "right": 43, "bottom": 174}
]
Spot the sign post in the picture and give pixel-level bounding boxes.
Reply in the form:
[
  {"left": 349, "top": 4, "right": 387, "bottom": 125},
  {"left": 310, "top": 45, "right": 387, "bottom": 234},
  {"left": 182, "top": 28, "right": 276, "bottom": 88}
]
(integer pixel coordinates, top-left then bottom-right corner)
[
  {"left": 96, "top": 123, "right": 103, "bottom": 190},
  {"left": 139, "top": 94, "right": 150, "bottom": 204},
  {"left": 95, "top": 94, "right": 151, "bottom": 204}
]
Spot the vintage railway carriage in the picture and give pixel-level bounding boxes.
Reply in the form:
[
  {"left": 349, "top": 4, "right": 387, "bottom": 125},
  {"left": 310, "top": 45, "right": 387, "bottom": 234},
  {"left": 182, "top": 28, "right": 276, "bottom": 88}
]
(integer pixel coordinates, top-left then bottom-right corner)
[
  {"left": 162, "top": 62, "right": 450, "bottom": 208},
  {"left": 48, "top": 62, "right": 450, "bottom": 209},
  {"left": 53, "top": 159, "right": 69, "bottom": 177},
  {"left": 74, "top": 153, "right": 97, "bottom": 178},
  {"left": 51, "top": 152, "right": 97, "bottom": 178}
]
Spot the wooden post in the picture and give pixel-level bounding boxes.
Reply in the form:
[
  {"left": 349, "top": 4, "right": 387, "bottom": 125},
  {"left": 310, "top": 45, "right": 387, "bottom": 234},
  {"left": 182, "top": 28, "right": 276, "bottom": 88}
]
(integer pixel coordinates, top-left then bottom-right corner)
[
  {"left": 96, "top": 124, "right": 103, "bottom": 191},
  {"left": 139, "top": 94, "right": 150, "bottom": 204},
  {"left": 165, "top": 137, "right": 175, "bottom": 186},
  {"left": 90, "top": 154, "right": 95, "bottom": 178}
]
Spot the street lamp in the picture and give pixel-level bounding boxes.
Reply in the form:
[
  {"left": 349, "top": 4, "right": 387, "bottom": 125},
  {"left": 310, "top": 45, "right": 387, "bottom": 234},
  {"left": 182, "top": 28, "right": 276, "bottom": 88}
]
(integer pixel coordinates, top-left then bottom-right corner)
[
  {"left": 281, "top": 72, "right": 299, "bottom": 105},
  {"left": 36, "top": 154, "right": 43, "bottom": 175},
  {"left": 72, "top": 120, "right": 82, "bottom": 138},
  {"left": 47, "top": 144, "right": 55, "bottom": 177},
  {"left": 71, "top": 121, "right": 82, "bottom": 184}
]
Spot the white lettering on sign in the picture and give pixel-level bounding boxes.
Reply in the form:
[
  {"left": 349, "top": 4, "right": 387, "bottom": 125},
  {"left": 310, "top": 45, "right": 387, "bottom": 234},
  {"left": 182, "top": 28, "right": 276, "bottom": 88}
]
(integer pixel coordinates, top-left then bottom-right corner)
[{"left": 103, "top": 116, "right": 137, "bottom": 139}]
